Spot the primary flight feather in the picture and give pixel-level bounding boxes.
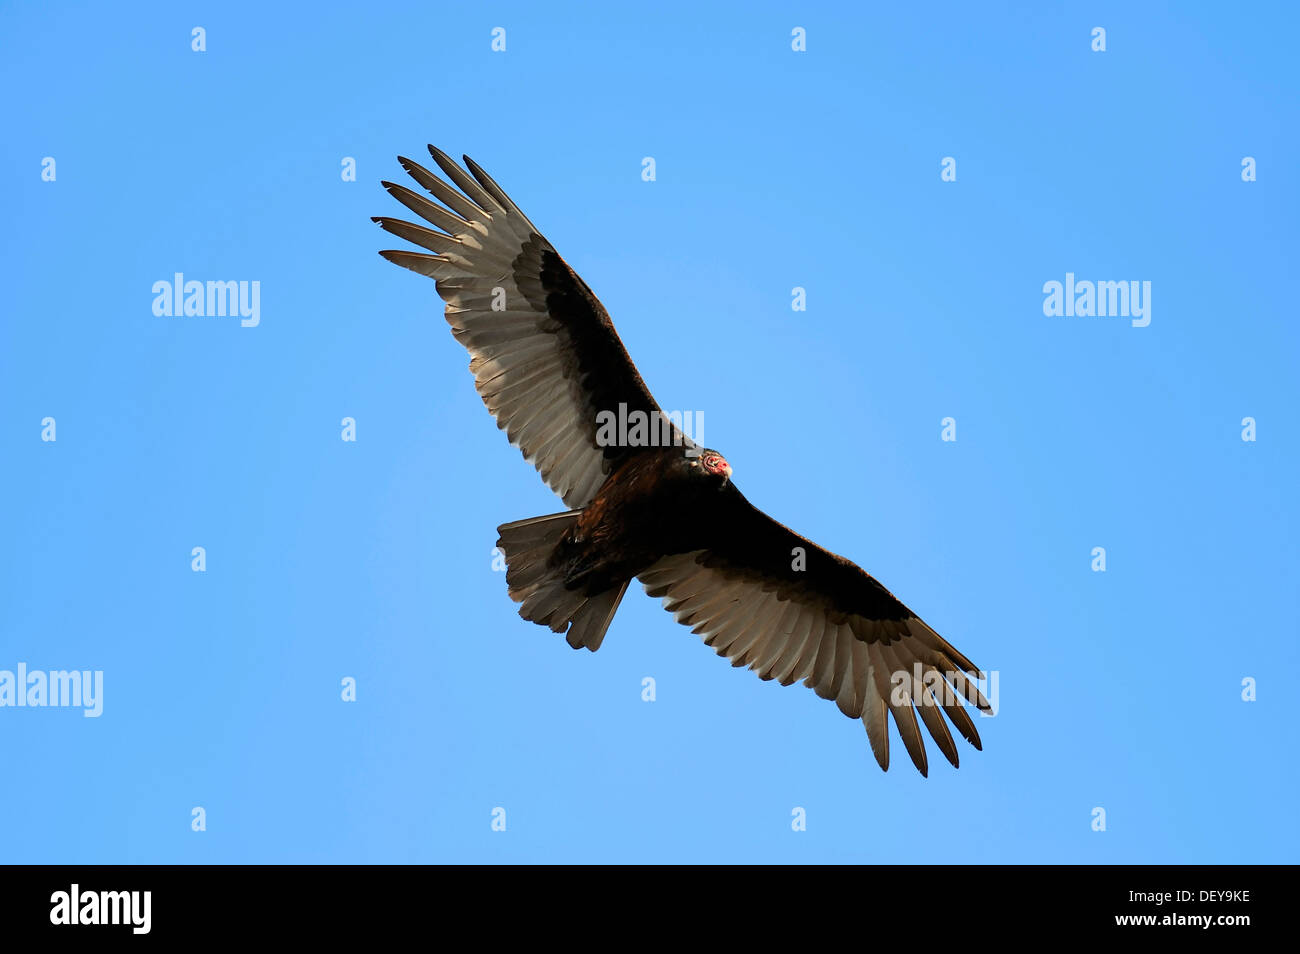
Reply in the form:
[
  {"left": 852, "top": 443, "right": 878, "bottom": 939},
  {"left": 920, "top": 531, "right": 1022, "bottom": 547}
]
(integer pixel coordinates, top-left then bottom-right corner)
[{"left": 374, "top": 146, "right": 991, "bottom": 776}]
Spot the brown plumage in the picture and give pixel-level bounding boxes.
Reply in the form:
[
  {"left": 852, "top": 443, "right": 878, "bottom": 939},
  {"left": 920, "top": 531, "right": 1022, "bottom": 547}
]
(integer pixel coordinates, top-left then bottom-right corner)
[{"left": 375, "top": 146, "right": 991, "bottom": 776}]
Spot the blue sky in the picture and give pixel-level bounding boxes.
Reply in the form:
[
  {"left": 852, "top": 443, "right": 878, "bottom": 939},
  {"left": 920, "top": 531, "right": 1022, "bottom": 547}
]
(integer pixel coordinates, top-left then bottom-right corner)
[{"left": 1, "top": 1, "right": 1296, "bottom": 863}]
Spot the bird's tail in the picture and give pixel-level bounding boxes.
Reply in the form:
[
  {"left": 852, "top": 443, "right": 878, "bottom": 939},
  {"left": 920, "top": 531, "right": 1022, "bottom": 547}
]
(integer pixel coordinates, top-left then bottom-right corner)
[{"left": 495, "top": 511, "right": 630, "bottom": 652}]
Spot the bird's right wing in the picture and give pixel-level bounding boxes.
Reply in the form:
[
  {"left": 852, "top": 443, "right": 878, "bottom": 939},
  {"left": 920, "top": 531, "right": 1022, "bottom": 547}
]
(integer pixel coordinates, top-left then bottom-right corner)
[{"left": 374, "top": 146, "right": 683, "bottom": 508}]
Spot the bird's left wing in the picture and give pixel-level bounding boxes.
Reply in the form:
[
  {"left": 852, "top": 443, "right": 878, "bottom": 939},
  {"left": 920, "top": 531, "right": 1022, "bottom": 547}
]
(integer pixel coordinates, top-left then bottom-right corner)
[
  {"left": 374, "top": 147, "right": 680, "bottom": 508},
  {"left": 637, "top": 488, "right": 990, "bottom": 776}
]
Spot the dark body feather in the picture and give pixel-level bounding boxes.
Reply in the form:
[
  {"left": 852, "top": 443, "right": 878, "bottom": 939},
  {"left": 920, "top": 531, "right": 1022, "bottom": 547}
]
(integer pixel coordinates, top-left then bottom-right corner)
[{"left": 377, "top": 146, "right": 990, "bottom": 775}]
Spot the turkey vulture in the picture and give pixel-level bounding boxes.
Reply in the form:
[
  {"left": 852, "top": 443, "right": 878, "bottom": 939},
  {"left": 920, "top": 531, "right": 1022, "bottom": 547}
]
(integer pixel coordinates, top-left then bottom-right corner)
[{"left": 374, "top": 146, "right": 991, "bottom": 776}]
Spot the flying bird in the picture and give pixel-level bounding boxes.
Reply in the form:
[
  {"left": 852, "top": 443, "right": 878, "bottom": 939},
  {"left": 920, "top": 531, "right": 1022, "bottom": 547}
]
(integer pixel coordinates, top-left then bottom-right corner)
[{"left": 374, "top": 146, "right": 991, "bottom": 775}]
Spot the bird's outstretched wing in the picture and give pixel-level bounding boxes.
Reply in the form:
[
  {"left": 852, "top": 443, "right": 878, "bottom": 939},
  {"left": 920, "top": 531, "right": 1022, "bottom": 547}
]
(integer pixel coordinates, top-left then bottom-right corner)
[
  {"left": 374, "top": 147, "right": 679, "bottom": 508},
  {"left": 638, "top": 487, "right": 990, "bottom": 776}
]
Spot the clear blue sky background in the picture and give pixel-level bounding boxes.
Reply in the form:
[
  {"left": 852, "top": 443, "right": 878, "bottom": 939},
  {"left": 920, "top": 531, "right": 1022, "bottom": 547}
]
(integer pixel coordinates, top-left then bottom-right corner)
[{"left": 2, "top": 1, "right": 1296, "bottom": 863}]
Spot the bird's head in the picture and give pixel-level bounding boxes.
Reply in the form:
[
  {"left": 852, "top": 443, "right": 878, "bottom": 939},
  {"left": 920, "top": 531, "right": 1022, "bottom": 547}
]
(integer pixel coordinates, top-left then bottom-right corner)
[{"left": 687, "top": 447, "right": 732, "bottom": 487}]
